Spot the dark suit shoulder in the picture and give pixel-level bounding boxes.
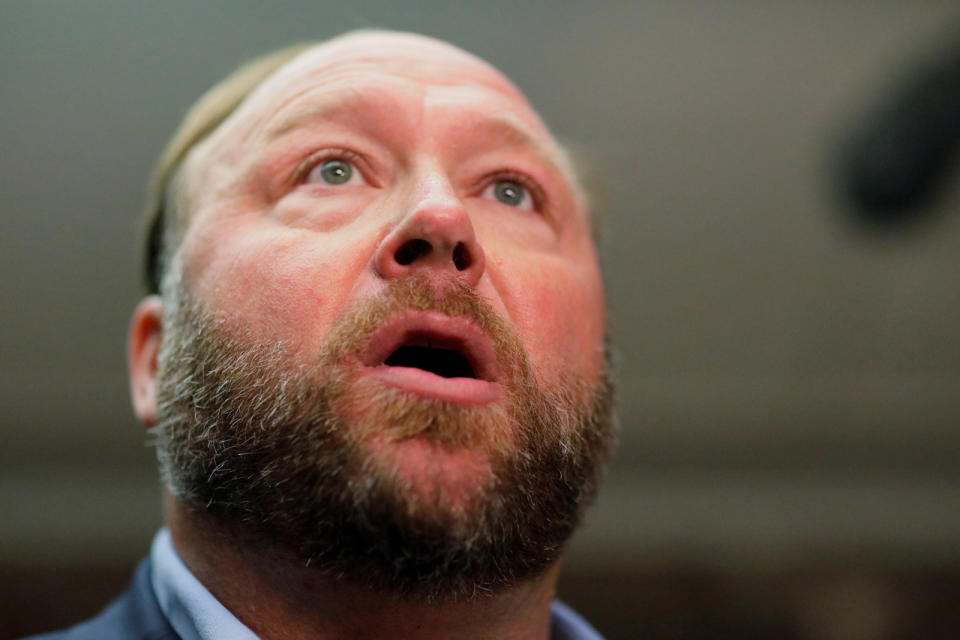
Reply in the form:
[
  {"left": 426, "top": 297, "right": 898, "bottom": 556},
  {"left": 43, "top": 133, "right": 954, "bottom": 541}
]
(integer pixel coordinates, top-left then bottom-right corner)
[{"left": 22, "top": 559, "right": 180, "bottom": 640}]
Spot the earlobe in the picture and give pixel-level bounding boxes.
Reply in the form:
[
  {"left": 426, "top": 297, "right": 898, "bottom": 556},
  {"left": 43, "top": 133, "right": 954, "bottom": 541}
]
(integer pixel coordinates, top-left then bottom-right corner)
[{"left": 128, "top": 296, "right": 163, "bottom": 427}]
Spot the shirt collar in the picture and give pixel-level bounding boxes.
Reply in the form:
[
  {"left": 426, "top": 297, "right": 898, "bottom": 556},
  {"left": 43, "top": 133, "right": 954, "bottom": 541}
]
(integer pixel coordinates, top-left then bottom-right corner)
[
  {"left": 150, "top": 528, "right": 259, "bottom": 640},
  {"left": 150, "top": 527, "right": 604, "bottom": 640}
]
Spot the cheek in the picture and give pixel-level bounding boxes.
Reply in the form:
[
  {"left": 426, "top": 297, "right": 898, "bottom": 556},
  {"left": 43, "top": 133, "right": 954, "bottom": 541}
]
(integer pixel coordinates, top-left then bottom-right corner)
[
  {"left": 501, "top": 259, "right": 606, "bottom": 383},
  {"left": 181, "top": 221, "right": 375, "bottom": 351}
]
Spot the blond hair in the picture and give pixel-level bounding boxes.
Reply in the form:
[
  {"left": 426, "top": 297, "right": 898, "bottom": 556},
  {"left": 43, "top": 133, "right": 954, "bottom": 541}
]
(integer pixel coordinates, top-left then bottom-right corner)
[
  {"left": 144, "top": 43, "right": 313, "bottom": 293},
  {"left": 143, "top": 33, "right": 596, "bottom": 292}
]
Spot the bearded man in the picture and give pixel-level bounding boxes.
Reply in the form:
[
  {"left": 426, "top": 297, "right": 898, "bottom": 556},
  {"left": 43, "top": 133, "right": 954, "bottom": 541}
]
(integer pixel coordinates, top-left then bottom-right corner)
[{"left": 29, "top": 29, "right": 615, "bottom": 640}]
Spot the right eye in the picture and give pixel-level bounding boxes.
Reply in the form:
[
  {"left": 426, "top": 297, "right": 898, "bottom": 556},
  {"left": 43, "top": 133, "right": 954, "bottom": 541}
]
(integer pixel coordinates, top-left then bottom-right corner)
[{"left": 305, "top": 158, "right": 364, "bottom": 186}]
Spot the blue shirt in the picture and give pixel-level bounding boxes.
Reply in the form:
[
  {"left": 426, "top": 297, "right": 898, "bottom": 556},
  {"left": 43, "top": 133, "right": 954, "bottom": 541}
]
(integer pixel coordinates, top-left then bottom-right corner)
[{"left": 149, "top": 528, "right": 604, "bottom": 640}]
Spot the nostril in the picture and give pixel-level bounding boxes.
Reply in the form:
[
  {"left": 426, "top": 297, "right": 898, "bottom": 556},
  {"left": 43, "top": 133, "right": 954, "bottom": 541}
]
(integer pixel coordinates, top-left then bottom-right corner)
[
  {"left": 395, "top": 239, "right": 432, "bottom": 265},
  {"left": 452, "top": 242, "right": 471, "bottom": 271}
]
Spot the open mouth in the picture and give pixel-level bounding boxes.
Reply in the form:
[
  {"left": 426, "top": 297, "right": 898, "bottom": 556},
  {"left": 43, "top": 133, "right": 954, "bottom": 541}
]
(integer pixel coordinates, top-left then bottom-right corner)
[
  {"left": 384, "top": 335, "right": 477, "bottom": 379},
  {"left": 361, "top": 312, "right": 501, "bottom": 404}
]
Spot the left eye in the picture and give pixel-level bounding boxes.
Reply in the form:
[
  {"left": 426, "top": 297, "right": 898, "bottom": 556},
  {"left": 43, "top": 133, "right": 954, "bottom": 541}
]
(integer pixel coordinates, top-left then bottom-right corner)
[
  {"left": 305, "top": 158, "right": 363, "bottom": 186},
  {"left": 483, "top": 179, "right": 534, "bottom": 210}
]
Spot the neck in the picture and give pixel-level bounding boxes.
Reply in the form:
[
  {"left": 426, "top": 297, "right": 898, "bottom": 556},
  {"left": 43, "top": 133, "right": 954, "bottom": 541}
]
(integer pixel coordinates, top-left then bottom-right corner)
[{"left": 165, "top": 496, "right": 562, "bottom": 640}]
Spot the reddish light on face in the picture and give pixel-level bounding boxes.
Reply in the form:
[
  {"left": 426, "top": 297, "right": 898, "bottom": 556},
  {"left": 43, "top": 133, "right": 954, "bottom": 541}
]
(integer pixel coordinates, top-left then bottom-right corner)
[{"left": 177, "top": 31, "right": 605, "bottom": 413}]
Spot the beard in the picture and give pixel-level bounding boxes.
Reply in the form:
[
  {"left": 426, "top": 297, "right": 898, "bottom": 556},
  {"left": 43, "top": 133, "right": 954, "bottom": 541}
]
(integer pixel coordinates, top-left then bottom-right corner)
[{"left": 153, "top": 272, "right": 614, "bottom": 601}]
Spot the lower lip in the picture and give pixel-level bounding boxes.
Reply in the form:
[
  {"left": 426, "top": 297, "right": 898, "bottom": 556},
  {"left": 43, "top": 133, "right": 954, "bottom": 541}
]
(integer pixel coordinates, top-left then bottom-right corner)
[{"left": 364, "top": 365, "right": 503, "bottom": 405}]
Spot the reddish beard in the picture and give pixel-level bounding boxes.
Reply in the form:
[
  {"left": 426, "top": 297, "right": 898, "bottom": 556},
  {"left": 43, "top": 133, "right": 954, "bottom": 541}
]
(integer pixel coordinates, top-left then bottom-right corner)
[{"left": 154, "top": 273, "right": 614, "bottom": 600}]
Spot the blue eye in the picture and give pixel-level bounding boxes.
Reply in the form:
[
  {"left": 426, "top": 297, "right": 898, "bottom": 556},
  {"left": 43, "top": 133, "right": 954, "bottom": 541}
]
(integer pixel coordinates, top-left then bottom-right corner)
[
  {"left": 494, "top": 180, "right": 525, "bottom": 206},
  {"left": 316, "top": 159, "right": 353, "bottom": 184},
  {"left": 483, "top": 178, "right": 534, "bottom": 210},
  {"left": 304, "top": 157, "right": 366, "bottom": 187}
]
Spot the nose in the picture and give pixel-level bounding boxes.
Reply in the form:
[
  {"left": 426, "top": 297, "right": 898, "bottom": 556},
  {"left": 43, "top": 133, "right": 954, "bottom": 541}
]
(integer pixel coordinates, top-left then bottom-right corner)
[{"left": 373, "top": 173, "right": 485, "bottom": 287}]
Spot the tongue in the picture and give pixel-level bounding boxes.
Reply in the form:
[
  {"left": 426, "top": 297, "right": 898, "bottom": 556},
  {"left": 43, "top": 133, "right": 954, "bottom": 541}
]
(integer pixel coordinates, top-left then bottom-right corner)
[{"left": 385, "top": 345, "right": 476, "bottom": 379}]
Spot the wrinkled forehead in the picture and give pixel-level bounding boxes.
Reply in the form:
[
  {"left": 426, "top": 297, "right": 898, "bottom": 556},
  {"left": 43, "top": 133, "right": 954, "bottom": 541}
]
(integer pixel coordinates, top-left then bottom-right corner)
[
  {"left": 276, "top": 32, "right": 527, "bottom": 101},
  {"left": 171, "top": 31, "right": 584, "bottom": 234},
  {"left": 191, "top": 31, "right": 560, "bottom": 169}
]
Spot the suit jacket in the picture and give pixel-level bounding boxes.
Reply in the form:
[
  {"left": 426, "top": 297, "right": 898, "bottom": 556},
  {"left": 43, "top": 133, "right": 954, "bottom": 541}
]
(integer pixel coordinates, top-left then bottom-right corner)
[{"left": 24, "top": 559, "right": 180, "bottom": 640}]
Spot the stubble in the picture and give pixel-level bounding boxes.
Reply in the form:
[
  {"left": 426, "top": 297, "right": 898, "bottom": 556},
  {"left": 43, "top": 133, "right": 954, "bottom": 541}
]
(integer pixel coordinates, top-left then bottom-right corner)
[{"left": 153, "top": 273, "right": 614, "bottom": 600}]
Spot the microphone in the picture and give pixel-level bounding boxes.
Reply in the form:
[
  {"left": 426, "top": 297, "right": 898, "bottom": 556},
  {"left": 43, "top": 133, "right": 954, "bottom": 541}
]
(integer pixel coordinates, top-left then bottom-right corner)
[{"left": 841, "top": 43, "right": 960, "bottom": 224}]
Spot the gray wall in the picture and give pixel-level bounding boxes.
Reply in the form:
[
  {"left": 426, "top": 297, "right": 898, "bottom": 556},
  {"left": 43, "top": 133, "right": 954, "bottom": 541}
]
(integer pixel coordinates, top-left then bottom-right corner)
[{"left": 3, "top": 0, "right": 959, "bottom": 590}]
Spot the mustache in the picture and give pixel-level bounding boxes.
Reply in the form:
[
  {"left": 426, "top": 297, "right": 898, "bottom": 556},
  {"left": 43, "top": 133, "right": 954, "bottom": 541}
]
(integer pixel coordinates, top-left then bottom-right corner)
[{"left": 317, "top": 274, "right": 529, "bottom": 378}]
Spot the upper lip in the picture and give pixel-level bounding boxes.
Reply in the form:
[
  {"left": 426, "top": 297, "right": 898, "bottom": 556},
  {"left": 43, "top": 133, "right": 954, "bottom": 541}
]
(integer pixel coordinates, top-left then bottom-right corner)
[{"left": 361, "top": 311, "right": 500, "bottom": 382}]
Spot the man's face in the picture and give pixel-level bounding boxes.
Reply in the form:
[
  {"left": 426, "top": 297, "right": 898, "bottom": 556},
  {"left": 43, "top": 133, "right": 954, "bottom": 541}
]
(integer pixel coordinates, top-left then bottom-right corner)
[{"left": 151, "top": 32, "right": 611, "bottom": 597}]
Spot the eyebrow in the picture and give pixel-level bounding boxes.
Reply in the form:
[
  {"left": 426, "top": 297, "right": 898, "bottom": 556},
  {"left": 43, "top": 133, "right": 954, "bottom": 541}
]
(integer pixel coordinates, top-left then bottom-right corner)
[
  {"left": 264, "top": 89, "right": 385, "bottom": 139},
  {"left": 263, "top": 88, "right": 579, "bottom": 191},
  {"left": 464, "top": 112, "right": 576, "bottom": 185}
]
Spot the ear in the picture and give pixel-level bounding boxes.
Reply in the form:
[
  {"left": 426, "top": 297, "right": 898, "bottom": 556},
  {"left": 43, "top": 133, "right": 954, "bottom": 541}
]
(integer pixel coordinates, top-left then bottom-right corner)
[{"left": 128, "top": 296, "right": 163, "bottom": 427}]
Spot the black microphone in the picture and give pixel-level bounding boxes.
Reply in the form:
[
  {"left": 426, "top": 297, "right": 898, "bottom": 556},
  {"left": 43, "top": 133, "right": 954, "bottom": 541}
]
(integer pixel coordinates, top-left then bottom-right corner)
[{"left": 842, "top": 43, "right": 960, "bottom": 224}]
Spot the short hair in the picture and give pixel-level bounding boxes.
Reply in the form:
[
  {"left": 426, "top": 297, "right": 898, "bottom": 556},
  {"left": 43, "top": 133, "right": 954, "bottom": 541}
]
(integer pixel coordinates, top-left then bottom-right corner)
[
  {"left": 143, "top": 43, "right": 313, "bottom": 294},
  {"left": 143, "top": 34, "right": 597, "bottom": 294}
]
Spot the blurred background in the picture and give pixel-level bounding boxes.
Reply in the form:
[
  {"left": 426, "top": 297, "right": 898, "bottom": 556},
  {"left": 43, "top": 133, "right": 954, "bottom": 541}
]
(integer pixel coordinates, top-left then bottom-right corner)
[{"left": 3, "top": 2, "right": 960, "bottom": 638}]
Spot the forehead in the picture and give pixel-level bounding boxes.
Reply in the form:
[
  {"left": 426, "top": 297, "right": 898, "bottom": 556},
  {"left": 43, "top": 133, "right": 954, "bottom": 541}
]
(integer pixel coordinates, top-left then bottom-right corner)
[
  {"left": 194, "top": 33, "right": 568, "bottom": 170},
  {"left": 276, "top": 32, "right": 525, "bottom": 98}
]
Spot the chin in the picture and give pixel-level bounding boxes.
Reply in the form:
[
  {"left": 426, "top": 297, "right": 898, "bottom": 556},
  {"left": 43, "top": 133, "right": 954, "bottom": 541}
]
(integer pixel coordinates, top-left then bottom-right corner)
[{"left": 363, "top": 433, "right": 496, "bottom": 517}]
